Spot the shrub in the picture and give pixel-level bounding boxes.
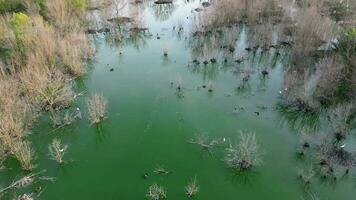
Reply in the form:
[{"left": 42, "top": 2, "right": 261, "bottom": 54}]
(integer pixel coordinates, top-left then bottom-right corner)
[
  {"left": 224, "top": 131, "right": 261, "bottom": 171},
  {"left": 87, "top": 94, "right": 108, "bottom": 124},
  {"left": 20, "top": 68, "right": 74, "bottom": 110},
  {"left": 48, "top": 138, "right": 68, "bottom": 164}
]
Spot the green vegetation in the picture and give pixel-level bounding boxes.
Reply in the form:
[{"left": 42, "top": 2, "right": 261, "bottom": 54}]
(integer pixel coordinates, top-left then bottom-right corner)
[{"left": 0, "top": 0, "right": 26, "bottom": 14}]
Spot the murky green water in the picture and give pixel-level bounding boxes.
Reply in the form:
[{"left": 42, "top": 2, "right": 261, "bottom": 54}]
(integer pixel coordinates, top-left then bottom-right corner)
[{"left": 1, "top": 1, "right": 355, "bottom": 199}]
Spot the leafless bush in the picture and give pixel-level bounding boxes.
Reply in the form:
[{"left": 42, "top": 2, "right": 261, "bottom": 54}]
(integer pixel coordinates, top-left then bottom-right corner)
[
  {"left": 224, "top": 131, "right": 261, "bottom": 170},
  {"left": 48, "top": 138, "right": 68, "bottom": 164},
  {"left": 87, "top": 94, "right": 108, "bottom": 124}
]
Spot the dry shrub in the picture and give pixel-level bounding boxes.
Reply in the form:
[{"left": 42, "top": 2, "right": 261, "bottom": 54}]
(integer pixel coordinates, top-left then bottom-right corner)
[
  {"left": 46, "top": 0, "right": 85, "bottom": 32},
  {"left": 13, "top": 140, "right": 35, "bottom": 171},
  {"left": 58, "top": 33, "right": 93, "bottom": 75},
  {"left": 0, "top": 0, "right": 91, "bottom": 172},
  {"left": 249, "top": 23, "right": 274, "bottom": 47},
  {"left": 87, "top": 94, "right": 108, "bottom": 124},
  {"left": 0, "top": 114, "right": 25, "bottom": 142},
  {"left": 194, "top": 0, "right": 284, "bottom": 30},
  {"left": 290, "top": 6, "right": 336, "bottom": 67},
  {"left": 20, "top": 68, "right": 74, "bottom": 110},
  {"left": 313, "top": 56, "right": 346, "bottom": 97}
]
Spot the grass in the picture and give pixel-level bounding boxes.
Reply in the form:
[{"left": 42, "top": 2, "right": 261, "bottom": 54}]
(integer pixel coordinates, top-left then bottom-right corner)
[
  {"left": 224, "top": 131, "right": 261, "bottom": 171},
  {"left": 48, "top": 138, "right": 68, "bottom": 164},
  {"left": 87, "top": 94, "right": 108, "bottom": 124}
]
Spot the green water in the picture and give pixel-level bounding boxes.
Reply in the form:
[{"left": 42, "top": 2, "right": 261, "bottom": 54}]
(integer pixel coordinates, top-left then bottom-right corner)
[{"left": 1, "top": 1, "right": 355, "bottom": 199}]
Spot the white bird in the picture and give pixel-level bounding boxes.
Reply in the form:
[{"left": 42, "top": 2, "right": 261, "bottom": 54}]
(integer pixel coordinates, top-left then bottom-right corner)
[
  {"left": 340, "top": 144, "right": 346, "bottom": 148},
  {"left": 223, "top": 137, "right": 226, "bottom": 142},
  {"left": 279, "top": 90, "right": 282, "bottom": 94},
  {"left": 59, "top": 148, "right": 65, "bottom": 152}
]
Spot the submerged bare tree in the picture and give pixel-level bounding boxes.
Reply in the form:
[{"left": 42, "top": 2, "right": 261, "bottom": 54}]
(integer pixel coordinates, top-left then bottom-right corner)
[
  {"left": 224, "top": 131, "right": 261, "bottom": 171},
  {"left": 87, "top": 94, "right": 108, "bottom": 124},
  {"left": 48, "top": 138, "right": 68, "bottom": 164},
  {"left": 146, "top": 183, "right": 167, "bottom": 200}
]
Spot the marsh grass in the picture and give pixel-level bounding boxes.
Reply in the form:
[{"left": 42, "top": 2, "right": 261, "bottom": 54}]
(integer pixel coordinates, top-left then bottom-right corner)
[
  {"left": 224, "top": 131, "right": 261, "bottom": 171},
  {"left": 87, "top": 94, "right": 108, "bottom": 124},
  {"left": 48, "top": 138, "right": 68, "bottom": 164}
]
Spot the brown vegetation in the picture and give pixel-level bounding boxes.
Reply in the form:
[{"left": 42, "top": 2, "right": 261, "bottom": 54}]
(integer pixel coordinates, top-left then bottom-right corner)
[
  {"left": 0, "top": 0, "right": 92, "bottom": 170},
  {"left": 87, "top": 94, "right": 108, "bottom": 124}
]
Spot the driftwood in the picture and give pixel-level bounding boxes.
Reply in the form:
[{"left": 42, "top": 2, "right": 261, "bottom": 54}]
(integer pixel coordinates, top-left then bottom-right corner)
[{"left": 0, "top": 170, "right": 54, "bottom": 194}]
